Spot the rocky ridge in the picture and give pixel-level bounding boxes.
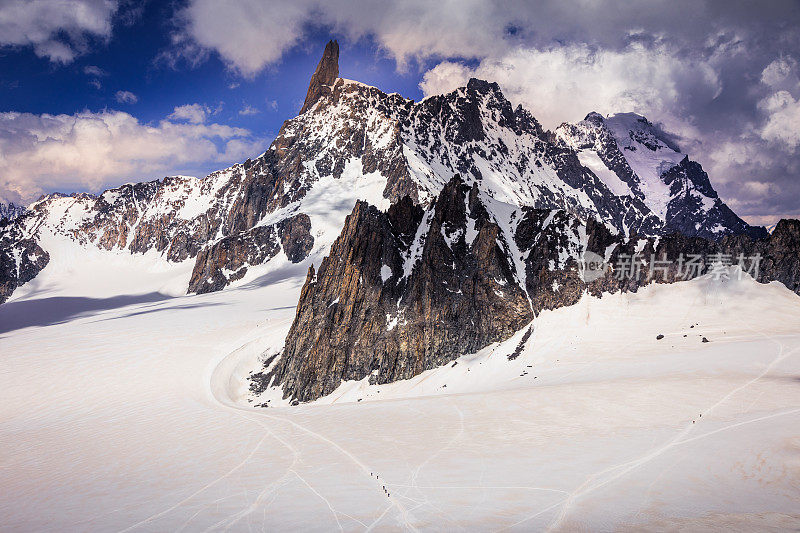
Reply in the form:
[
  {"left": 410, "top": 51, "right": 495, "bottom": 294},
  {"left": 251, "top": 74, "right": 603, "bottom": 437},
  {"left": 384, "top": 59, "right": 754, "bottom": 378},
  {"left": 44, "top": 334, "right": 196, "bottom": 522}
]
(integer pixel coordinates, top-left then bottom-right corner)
[
  {"left": 0, "top": 202, "right": 26, "bottom": 222},
  {"left": 300, "top": 39, "right": 340, "bottom": 115},
  {"left": 555, "top": 112, "right": 766, "bottom": 240},
  {"left": 0, "top": 216, "right": 49, "bottom": 303},
  {"left": 260, "top": 176, "right": 532, "bottom": 402}
]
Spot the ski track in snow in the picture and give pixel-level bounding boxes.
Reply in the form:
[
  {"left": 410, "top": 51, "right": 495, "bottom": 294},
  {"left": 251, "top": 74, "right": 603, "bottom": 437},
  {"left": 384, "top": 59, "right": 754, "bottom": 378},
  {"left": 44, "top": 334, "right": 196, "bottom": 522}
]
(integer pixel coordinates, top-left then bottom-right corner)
[
  {"left": 540, "top": 341, "right": 800, "bottom": 533},
  {"left": 212, "top": 276, "right": 800, "bottom": 531},
  {"left": 254, "top": 412, "right": 419, "bottom": 532},
  {"left": 118, "top": 431, "right": 273, "bottom": 533},
  {"left": 207, "top": 347, "right": 421, "bottom": 532},
  {"left": 521, "top": 292, "right": 800, "bottom": 532}
]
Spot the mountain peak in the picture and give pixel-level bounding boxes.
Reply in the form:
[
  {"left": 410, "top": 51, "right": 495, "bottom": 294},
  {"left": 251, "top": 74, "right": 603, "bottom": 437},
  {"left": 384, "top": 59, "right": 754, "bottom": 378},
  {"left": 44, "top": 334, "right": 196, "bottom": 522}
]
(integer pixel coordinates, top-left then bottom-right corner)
[
  {"left": 466, "top": 78, "right": 501, "bottom": 93},
  {"left": 584, "top": 111, "right": 605, "bottom": 124},
  {"left": 300, "top": 39, "right": 340, "bottom": 114}
]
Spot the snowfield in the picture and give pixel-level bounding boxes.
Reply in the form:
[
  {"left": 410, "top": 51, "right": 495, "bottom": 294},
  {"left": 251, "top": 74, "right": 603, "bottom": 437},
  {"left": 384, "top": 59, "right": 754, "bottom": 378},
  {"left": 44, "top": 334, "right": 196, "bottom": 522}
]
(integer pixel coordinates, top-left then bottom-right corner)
[{"left": 1, "top": 251, "right": 800, "bottom": 531}]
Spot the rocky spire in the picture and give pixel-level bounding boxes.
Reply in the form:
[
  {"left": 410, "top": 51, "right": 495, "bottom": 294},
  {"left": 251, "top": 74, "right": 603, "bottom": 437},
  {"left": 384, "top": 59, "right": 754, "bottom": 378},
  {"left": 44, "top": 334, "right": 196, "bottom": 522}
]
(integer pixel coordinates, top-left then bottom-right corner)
[{"left": 299, "top": 39, "right": 339, "bottom": 114}]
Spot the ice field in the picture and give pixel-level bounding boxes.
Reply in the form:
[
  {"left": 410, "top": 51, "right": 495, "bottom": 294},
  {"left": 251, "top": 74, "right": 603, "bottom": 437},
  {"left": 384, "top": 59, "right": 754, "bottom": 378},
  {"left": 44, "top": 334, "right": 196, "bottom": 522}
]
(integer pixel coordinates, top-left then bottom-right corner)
[{"left": 2, "top": 251, "right": 799, "bottom": 531}]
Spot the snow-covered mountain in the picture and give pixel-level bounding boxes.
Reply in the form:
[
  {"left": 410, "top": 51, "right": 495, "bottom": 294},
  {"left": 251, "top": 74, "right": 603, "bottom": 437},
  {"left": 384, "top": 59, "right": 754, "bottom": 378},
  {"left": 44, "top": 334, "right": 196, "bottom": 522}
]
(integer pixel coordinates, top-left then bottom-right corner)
[
  {"left": 556, "top": 112, "right": 763, "bottom": 240},
  {"left": 0, "top": 40, "right": 768, "bottom": 304},
  {"left": 5, "top": 241, "right": 800, "bottom": 530}
]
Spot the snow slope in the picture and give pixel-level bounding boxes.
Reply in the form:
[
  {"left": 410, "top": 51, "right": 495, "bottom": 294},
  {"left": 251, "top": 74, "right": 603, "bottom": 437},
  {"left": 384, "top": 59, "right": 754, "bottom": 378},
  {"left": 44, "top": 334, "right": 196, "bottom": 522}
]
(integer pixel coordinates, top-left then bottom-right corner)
[
  {"left": 2, "top": 260, "right": 799, "bottom": 530},
  {"left": 557, "top": 112, "right": 685, "bottom": 220}
]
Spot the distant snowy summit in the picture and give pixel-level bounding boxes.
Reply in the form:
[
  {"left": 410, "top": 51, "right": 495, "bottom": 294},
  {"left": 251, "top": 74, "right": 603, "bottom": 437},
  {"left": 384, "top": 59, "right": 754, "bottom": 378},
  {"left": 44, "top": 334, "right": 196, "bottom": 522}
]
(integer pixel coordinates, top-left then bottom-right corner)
[
  {"left": 556, "top": 112, "right": 764, "bottom": 240},
  {"left": 0, "top": 39, "right": 779, "bottom": 306}
]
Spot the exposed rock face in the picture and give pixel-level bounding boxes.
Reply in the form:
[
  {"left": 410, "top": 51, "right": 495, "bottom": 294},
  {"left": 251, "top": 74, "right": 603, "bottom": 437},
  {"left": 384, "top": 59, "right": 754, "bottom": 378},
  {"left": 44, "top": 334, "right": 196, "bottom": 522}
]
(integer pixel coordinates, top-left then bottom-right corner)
[
  {"left": 0, "top": 202, "right": 26, "bottom": 222},
  {"left": 188, "top": 227, "right": 279, "bottom": 295},
  {"left": 300, "top": 39, "right": 339, "bottom": 114},
  {"left": 259, "top": 176, "right": 533, "bottom": 402},
  {"left": 516, "top": 208, "right": 797, "bottom": 315},
  {"left": 722, "top": 219, "right": 800, "bottom": 292},
  {"left": 188, "top": 214, "right": 313, "bottom": 294},
  {"left": 0, "top": 216, "right": 49, "bottom": 303},
  {"left": 661, "top": 158, "right": 766, "bottom": 240}
]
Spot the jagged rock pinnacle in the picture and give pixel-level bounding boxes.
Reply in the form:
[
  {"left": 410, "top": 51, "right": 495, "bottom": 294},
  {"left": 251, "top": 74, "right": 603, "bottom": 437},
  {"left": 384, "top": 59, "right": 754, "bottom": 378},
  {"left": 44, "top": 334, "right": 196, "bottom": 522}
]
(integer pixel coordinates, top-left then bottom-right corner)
[{"left": 300, "top": 39, "right": 339, "bottom": 114}]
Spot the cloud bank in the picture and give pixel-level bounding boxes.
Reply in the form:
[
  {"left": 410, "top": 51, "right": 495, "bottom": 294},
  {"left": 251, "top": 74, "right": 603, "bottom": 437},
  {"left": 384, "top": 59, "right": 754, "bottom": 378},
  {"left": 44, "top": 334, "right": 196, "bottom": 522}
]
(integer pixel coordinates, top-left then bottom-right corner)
[
  {"left": 0, "top": 0, "right": 118, "bottom": 63},
  {"left": 0, "top": 107, "right": 266, "bottom": 202}
]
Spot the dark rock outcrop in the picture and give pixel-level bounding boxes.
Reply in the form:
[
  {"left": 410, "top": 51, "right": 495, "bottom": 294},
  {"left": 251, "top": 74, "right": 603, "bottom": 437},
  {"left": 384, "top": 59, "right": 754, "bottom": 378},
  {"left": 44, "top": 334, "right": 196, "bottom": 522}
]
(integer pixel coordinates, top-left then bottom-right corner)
[
  {"left": 300, "top": 39, "right": 339, "bottom": 115},
  {"left": 277, "top": 213, "right": 314, "bottom": 262},
  {"left": 0, "top": 202, "right": 26, "bottom": 222},
  {"left": 257, "top": 176, "right": 533, "bottom": 402},
  {"left": 721, "top": 218, "right": 800, "bottom": 292},
  {"left": 0, "top": 216, "right": 49, "bottom": 304},
  {"left": 516, "top": 209, "right": 797, "bottom": 315},
  {"left": 188, "top": 214, "right": 313, "bottom": 294},
  {"left": 662, "top": 158, "right": 767, "bottom": 240}
]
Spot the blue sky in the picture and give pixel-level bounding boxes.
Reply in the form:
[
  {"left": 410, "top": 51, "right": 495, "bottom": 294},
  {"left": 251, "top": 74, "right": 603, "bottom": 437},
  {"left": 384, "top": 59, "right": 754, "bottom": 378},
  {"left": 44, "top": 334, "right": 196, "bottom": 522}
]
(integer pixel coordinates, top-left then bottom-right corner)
[
  {"left": 0, "top": 3, "right": 426, "bottom": 195},
  {"left": 1, "top": 20, "right": 425, "bottom": 134},
  {"left": 1, "top": 0, "right": 799, "bottom": 223}
]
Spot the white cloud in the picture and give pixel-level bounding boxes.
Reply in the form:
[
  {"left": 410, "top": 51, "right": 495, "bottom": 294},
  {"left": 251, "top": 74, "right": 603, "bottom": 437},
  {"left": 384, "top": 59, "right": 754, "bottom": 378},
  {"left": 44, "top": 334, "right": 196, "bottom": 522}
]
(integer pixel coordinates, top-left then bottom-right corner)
[
  {"left": 239, "top": 104, "right": 260, "bottom": 116},
  {"left": 418, "top": 61, "right": 473, "bottom": 98},
  {"left": 170, "top": 0, "right": 520, "bottom": 76},
  {"left": 0, "top": 0, "right": 118, "bottom": 63},
  {"left": 756, "top": 59, "right": 800, "bottom": 151},
  {"left": 174, "top": 0, "right": 309, "bottom": 76},
  {"left": 83, "top": 65, "right": 107, "bottom": 77},
  {"left": 0, "top": 109, "right": 267, "bottom": 202},
  {"left": 115, "top": 90, "right": 138, "bottom": 104},
  {"left": 168, "top": 103, "right": 214, "bottom": 124},
  {"left": 759, "top": 90, "right": 800, "bottom": 150},
  {"left": 742, "top": 213, "right": 800, "bottom": 226},
  {"left": 706, "top": 137, "right": 767, "bottom": 175},
  {"left": 761, "top": 57, "right": 799, "bottom": 90},
  {"left": 419, "top": 44, "right": 721, "bottom": 131},
  {"left": 171, "top": 0, "right": 800, "bottom": 78},
  {"left": 85, "top": 64, "right": 106, "bottom": 89},
  {"left": 741, "top": 180, "right": 776, "bottom": 197},
  {"left": 0, "top": 187, "right": 23, "bottom": 206}
]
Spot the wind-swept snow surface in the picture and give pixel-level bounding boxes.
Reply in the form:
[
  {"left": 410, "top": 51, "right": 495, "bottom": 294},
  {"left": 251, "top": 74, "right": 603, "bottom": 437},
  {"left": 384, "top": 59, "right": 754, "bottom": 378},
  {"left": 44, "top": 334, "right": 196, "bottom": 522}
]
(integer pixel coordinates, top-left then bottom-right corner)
[{"left": 2, "top": 264, "right": 800, "bottom": 530}]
